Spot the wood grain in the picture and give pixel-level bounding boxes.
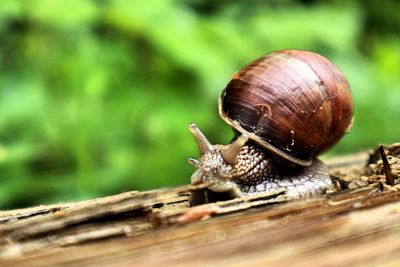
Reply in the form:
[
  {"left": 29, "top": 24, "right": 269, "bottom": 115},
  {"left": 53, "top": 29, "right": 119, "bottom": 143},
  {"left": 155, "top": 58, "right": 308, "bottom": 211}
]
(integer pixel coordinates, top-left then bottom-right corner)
[{"left": 0, "top": 147, "right": 399, "bottom": 267}]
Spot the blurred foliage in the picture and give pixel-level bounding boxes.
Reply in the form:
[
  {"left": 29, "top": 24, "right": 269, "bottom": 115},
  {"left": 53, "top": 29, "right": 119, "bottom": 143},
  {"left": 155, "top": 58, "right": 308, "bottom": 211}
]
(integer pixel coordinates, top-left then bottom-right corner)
[{"left": 0, "top": 0, "right": 399, "bottom": 209}]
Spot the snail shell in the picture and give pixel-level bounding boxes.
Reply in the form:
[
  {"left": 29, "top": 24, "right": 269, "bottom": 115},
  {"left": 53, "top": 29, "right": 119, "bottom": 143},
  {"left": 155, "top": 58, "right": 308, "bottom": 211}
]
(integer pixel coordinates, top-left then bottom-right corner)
[{"left": 219, "top": 49, "right": 354, "bottom": 166}]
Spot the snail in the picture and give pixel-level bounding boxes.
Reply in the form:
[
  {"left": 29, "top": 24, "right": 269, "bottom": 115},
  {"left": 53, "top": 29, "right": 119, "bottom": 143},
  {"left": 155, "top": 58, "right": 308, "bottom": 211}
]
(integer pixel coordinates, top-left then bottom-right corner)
[{"left": 188, "top": 49, "right": 353, "bottom": 203}]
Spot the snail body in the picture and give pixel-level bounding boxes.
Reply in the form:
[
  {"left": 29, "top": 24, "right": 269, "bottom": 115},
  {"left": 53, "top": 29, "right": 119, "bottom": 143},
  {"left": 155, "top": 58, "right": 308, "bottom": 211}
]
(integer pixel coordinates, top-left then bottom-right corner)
[{"left": 188, "top": 50, "right": 353, "bottom": 201}]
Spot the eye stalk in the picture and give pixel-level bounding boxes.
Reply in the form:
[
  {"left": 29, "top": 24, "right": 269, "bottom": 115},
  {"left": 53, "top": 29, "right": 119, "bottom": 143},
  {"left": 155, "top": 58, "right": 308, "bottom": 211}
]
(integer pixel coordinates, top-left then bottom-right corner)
[
  {"left": 188, "top": 123, "right": 213, "bottom": 155},
  {"left": 188, "top": 123, "right": 248, "bottom": 167},
  {"left": 221, "top": 134, "right": 249, "bottom": 165}
]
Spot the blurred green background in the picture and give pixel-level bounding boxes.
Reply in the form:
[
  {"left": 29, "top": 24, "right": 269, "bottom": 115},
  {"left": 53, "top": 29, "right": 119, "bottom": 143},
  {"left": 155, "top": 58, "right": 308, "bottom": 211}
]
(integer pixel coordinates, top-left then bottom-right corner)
[{"left": 0, "top": 0, "right": 399, "bottom": 209}]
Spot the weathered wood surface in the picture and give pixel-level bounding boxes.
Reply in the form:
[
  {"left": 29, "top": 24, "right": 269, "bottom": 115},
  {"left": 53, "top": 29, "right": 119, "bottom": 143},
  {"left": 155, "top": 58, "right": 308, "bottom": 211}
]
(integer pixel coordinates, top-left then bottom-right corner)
[{"left": 1, "top": 144, "right": 400, "bottom": 267}]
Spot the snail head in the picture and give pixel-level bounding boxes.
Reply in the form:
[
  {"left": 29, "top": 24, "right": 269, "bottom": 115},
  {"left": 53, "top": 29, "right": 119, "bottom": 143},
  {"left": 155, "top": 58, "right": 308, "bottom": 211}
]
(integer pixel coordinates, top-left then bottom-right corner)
[{"left": 188, "top": 123, "right": 248, "bottom": 192}]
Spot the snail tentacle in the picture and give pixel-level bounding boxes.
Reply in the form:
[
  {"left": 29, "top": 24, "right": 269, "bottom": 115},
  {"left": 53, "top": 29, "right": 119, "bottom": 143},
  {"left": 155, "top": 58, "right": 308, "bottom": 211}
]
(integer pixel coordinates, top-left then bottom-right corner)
[
  {"left": 189, "top": 123, "right": 213, "bottom": 155},
  {"left": 221, "top": 134, "right": 249, "bottom": 165}
]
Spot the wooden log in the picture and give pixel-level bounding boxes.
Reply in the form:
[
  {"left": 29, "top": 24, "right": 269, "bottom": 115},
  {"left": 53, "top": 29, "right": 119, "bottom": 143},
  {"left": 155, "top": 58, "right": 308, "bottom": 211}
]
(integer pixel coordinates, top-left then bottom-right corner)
[{"left": 0, "top": 145, "right": 399, "bottom": 267}]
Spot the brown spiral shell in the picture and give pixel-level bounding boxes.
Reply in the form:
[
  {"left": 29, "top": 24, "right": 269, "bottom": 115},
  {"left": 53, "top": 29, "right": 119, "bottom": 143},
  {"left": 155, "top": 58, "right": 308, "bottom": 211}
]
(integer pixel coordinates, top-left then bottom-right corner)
[{"left": 219, "top": 49, "right": 354, "bottom": 166}]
